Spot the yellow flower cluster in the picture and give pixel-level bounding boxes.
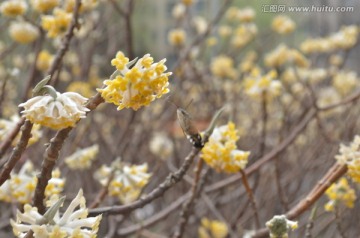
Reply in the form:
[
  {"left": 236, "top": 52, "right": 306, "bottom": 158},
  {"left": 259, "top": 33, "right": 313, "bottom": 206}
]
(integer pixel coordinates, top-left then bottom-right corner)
[
  {"left": 335, "top": 135, "right": 360, "bottom": 183},
  {"left": 0, "top": 115, "right": 42, "bottom": 146},
  {"left": 225, "top": 6, "right": 255, "bottom": 22},
  {"left": 168, "top": 28, "right": 187, "bottom": 46},
  {"left": 198, "top": 218, "right": 228, "bottom": 238},
  {"left": 272, "top": 15, "right": 296, "bottom": 35},
  {"left": 0, "top": 161, "right": 64, "bottom": 204},
  {"left": 64, "top": 0, "right": 98, "bottom": 13},
  {"left": 193, "top": 16, "right": 207, "bottom": 34},
  {"left": 332, "top": 70, "right": 358, "bottom": 96},
  {"left": 0, "top": 0, "right": 27, "bottom": 17},
  {"left": 301, "top": 25, "right": 359, "bottom": 54},
  {"left": 9, "top": 21, "right": 39, "bottom": 44},
  {"left": 98, "top": 51, "right": 171, "bottom": 111},
  {"left": 244, "top": 68, "right": 282, "bottom": 100},
  {"left": 181, "top": 0, "right": 193, "bottom": 6},
  {"left": 324, "top": 177, "right": 356, "bottom": 212},
  {"left": 201, "top": 122, "right": 250, "bottom": 173},
  {"left": 11, "top": 189, "right": 102, "bottom": 238},
  {"left": 282, "top": 67, "right": 327, "bottom": 84},
  {"left": 36, "top": 50, "right": 54, "bottom": 72},
  {"left": 239, "top": 51, "right": 257, "bottom": 73},
  {"left": 210, "top": 55, "right": 237, "bottom": 79},
  {"left": 265, "top": 44, "right": 309, "bottom": 68},
  {"left": 316, "top": 87, "right": 343, "bottom": 117},
  {"left": 41, "top": 8, "right": 72, "bottom": 38},
  {"left": 95, "top": 161, "right": 152, "bottom": 204},
  {"left": 65, "top": 144, "right": 99, "bottom": 170},
  {"left": 231, "top": 23, "right": 257, "bottom": 49},
  {"left": 218, "top": 25, "right": 232, "bottom": 38},
  {"left": 67, "top": 81, "right": 95, "bottom": 98},
  {"left": 172, "top": 3, "right": 186, "bottom": 19},
  {"left": 30, "top": 0, "right": 59, "bottom": 13}
]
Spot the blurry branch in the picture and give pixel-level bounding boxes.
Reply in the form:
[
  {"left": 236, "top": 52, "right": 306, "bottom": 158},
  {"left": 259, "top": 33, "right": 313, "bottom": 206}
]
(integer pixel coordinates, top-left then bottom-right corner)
[
  {"left": 117, "top": 111, "right": 137, "bottom": 155},
  {"left": 259, "top": 91, "right": 268, "bottom": 157},
  {"left": 89, "top": 170, "right": 115, "bottom": 209},
  {"left": 171, "top": 0, "right": 233, "bottom": 72},
  {"left": 252, "top": 163, "right": 347, "bottom": 238},
  {"left": 0, "top": 117, "right": 26, "bottom": 161},
  {"left": 334, "top": 206, "right": 347, "bottom": 238},
  {"left": 274, "top": 157, "right": 289, "bottom": 211},
  {"left": 21, "top": 30, "right": 45, "bottom": 103},
  {"left": 48, "top": 0, "right": 81, "bottom": 85},
  {"left": 109, "top": 0, "right": 125, "bottom": 16},
  {"left": 109, "top": 0, "right": 135, "bottom": 58},
  {"left": 239, "top": 169, "right": 261, "bottom": 229},
  {"left": 173, "top": 159, "right": 206, "bottom": 238},
  {"left": 318, "top": 89, "right": 360, "bottom": 111},
  {"left": 0, "top": 74, "right": 9, "bottom": 117},
  {"left": 117, "top": 194, "right": 190, "bottom": 236},
  {"left": 305, "top": 205, "right": 318, "bottom": 238},
  {"left": 0, "top": 120, "right": 33, "bottom": 185},
  {"left": 0, "top": 42, "right": 17, "bottom": 62}
]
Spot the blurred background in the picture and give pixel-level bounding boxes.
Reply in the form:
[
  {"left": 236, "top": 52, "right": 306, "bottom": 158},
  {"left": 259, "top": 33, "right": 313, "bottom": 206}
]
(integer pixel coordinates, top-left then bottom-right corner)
[{"left": 0, "top": 0, "right": 360, "bottom": 237}]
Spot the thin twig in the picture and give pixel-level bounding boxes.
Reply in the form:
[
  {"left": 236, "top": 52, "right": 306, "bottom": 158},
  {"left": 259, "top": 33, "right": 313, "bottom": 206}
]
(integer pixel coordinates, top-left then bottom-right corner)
[
  {"left": 274, "top": 157, "right": 289, "bottom": 211},
  {"left": 173, "top": 159, "right": 204, "bottom": 238},
  {"left": 171, "top": 0, "right": 233, "bottom": 72},
  {"left": 305, "top": 205, "right": 318, "bottom": 238},
  {"left": 239, "top": 169, "right": 261, "bottom": 229},
  {"left": 117, "top": 194, "right": 190, "bottom": 236},
  {"left": 0, "top": 74, "right": 9, "bottom": 117},
  {"left": 259, "top": 91, "right": 267, "bottom": 157},
  {"left": 48, "top": 0, "right": 82, "bottom": 84},
  {"left": 334, "top": 206, "right": 347, "bottom": 238},
  {"left": 89, "top": 171, "right": 115, "bottom": 209},
  {"left": 21, "top": 30, "right": 45, "bottom": 103}
]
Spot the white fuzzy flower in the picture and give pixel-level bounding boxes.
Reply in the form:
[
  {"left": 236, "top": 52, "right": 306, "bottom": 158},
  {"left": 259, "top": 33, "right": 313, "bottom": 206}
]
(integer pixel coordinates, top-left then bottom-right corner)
[
  {"left": 65, "top": 144, "right": 99, "bottom": 170},
  {"left": 9, "top": 21, "right": 38, "bottom": 44},
  {"left": 193, "top": 16, "right": 207, "bottom": 34},
  {"left": 172, "top": 3, "right": 186, "bottom": 19},
  {"left": 149, "top": 133, "right": 173, "bottom": 160},
  {"left": 95, "top": 161, "right": 152, "bottom": 204},
  {"left": 10, "top": 189, "right": 102, "bottom": 238},
  {"left": 19, "top": 92, "right": 89, "bottom": 130},
  {"left": 0, "top": 115, "right": 42, "bottom": 146},
  {"left": 0, "top": 161, "right": 64, "bottom": 204}
]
